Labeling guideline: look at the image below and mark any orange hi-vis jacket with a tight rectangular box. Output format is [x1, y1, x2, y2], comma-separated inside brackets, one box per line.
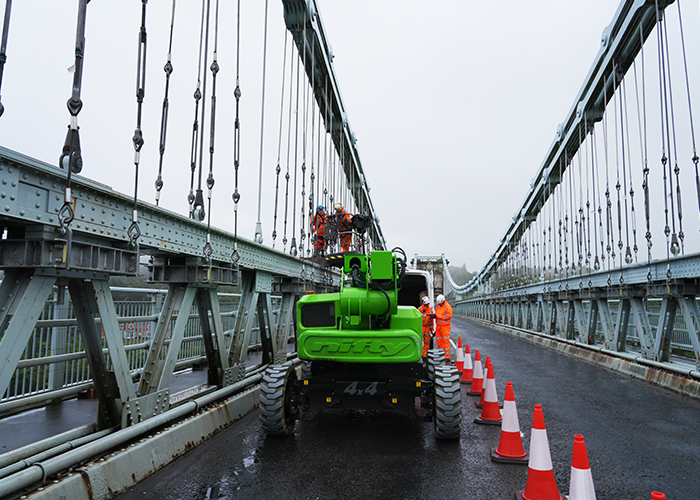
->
[435, 301, 453, 326]
[434, 300, 453, 359]
[418, 302, 434, 356]
[311, 211, 326, 237]
[336, 208, 353, 250]
[418, 303, 434, 329]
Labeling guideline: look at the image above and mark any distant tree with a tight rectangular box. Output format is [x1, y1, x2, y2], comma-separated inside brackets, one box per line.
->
[448, 264, 474, 286]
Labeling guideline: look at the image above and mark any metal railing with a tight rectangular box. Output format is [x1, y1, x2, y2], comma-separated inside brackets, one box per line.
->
[1, 286, 283, 408]
[456, 297, 699, 360]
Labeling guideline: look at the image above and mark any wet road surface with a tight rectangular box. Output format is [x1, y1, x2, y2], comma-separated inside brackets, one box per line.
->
[114, 317, 700, 499]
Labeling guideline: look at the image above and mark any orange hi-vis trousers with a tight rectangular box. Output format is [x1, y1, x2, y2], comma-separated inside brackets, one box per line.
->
[435, 322, 451, 360]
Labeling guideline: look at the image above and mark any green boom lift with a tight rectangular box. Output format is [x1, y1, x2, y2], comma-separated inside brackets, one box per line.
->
[259, 249, 461, 440]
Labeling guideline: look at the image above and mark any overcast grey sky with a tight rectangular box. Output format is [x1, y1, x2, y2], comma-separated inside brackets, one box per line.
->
[1, 1, 698, 273]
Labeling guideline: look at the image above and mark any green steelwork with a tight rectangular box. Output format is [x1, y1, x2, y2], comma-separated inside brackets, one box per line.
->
[296, 251, 421, 363]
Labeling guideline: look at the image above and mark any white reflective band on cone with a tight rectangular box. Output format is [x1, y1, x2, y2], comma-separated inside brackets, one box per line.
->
[463, 352, 473, 369]
[528, 428, 553, 471]
[501, 399, 520, 433]
[569, 466, 597, 500]
[484, 376, 497, 402]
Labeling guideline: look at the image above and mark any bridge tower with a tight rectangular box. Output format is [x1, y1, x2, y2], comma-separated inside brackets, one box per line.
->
[411, 255, 453, 301]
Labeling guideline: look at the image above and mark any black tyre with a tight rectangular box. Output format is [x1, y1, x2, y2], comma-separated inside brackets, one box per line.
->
[426, 348, 446, 381]
[433, 365, 461, 440]
[301, 360, 313, 380]
[259, 364, 297, 435]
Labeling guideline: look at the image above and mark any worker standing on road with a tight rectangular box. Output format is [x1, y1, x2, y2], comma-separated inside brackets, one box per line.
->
[434, 294, 452, 360]
[310, 205, 327, 256]
[334, 203, 353, 252]
[418, 296, 435, 357]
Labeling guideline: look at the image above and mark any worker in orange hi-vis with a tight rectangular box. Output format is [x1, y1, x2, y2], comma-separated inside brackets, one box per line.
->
[334, 203, 353, 252]
[310, 205, 327, 256]
[418, 295, 434, 357]
[434, 294, 453, 360]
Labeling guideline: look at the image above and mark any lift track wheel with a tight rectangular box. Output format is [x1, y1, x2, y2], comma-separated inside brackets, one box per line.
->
[259, 364, 298, 435]
[433, 365, 462, 440]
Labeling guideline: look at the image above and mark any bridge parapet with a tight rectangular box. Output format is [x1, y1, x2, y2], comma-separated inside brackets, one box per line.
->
[455, 253, 700, 374]
[0, 144, 342, 431]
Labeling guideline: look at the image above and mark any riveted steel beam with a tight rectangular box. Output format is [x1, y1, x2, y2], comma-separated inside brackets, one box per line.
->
[0, 146, 340, 285]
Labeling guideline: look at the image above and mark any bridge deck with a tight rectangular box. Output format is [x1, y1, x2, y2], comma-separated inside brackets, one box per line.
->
[112, 317, 700, 500]
[0, 349, 272, 455]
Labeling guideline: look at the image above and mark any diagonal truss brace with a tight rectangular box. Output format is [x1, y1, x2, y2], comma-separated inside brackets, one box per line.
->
[228, 270, 298, 377]
[680, 297, 700, 371]
[0, 270, 57, 401]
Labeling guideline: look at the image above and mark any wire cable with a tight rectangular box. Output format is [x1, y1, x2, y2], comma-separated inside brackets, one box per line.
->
[204, 0, 220, 265]
[128, 0, 149, 250]
[271, 30, 288, 248]
[231, 0, 241, 262]
[154, 0, 176, 206]
[254, 0, 269, 245]
[187, 0, 207, 218]
[0, 0, 12, 118]
[57, 0, 89, 249]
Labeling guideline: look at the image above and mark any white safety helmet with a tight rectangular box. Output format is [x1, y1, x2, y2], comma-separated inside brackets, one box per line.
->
[422, 296, 430, 305]
[334, 202, 343, 212]
[436, 294, 445, 305]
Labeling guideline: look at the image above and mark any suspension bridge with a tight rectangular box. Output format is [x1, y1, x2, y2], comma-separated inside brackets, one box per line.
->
[0, 0, 699, 499]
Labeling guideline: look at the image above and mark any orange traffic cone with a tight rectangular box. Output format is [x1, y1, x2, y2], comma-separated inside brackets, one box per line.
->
[467, 350, 483, 396]
[569, 434, 596, 500]
[474, 362, 502, 425]
[477, 358, 504, 409]
[650, 493, 665, 500]
[460, 344, 473, 384]
[476, 357, 491, 407]
[516, 404, 562, 500]
[491, 382, 528, 464]
[456, 336, 464, 373]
